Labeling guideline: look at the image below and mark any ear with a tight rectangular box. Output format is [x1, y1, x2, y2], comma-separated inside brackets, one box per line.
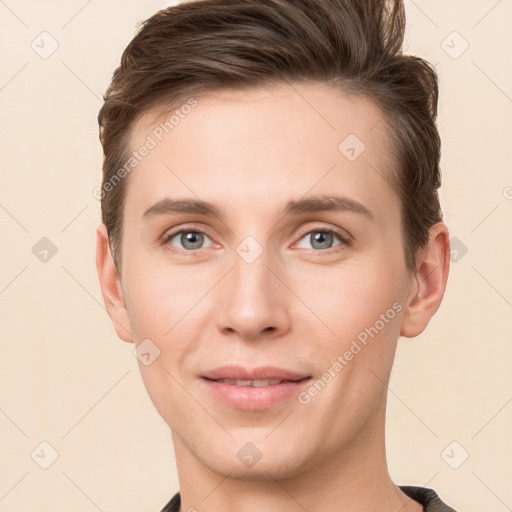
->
[95, 223, 133, 343]
[400, 222, 450, 338]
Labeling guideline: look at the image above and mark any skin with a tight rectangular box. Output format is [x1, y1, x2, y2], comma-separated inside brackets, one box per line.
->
[96, 82, 450, 512]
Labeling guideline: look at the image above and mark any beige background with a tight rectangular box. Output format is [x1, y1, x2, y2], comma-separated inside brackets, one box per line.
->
[0, 0, 511, 510]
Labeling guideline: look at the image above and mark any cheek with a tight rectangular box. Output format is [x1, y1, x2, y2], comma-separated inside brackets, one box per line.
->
[123, 263, 209, 419]
[294, 258, 405, 345]
[122, 258, 212, 339]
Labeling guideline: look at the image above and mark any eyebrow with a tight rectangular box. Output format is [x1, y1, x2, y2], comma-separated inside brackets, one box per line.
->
[142, 194, 374, 221]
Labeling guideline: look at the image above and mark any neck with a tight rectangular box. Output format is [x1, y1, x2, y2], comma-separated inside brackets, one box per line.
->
[171, 393, 422, 512]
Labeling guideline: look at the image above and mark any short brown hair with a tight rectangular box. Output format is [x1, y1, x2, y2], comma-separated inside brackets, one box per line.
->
[98, 0, 442, 273]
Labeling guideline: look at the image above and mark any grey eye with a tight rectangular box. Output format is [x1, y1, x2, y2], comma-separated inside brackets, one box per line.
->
[168, 230, 212, 251]
[296, 230, 342, 251]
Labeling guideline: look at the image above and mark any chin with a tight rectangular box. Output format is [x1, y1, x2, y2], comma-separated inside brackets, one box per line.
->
[204, 448, 311, 481]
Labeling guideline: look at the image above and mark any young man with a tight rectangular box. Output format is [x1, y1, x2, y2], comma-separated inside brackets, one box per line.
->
[96, 0, 456, 510]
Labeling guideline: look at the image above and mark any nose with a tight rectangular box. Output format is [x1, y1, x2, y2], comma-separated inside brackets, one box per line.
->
[214, 245, 291, 341]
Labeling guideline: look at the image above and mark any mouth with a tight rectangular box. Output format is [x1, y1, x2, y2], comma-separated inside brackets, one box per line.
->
[200, 368, 313, 412]
[202, 377, 310, 387]
[200, 365, 311, 382]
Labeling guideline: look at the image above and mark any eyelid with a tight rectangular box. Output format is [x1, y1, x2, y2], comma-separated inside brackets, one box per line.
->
[293, 223, 353, 245]
[163, 223, 212, 238]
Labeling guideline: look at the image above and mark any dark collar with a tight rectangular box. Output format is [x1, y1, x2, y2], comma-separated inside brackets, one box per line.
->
[160, 485, 458, 512]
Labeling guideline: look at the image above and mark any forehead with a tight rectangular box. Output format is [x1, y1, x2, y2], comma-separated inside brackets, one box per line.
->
[124, 82, 398, 221]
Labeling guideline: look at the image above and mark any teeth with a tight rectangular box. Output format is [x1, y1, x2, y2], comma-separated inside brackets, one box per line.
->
[217, 379, 284, 387]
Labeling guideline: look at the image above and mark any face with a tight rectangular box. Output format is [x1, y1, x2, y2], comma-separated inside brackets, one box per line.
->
[99, 82, 435, 479]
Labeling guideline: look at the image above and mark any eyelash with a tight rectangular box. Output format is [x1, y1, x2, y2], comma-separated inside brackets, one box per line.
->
[161, 224, 352, 255]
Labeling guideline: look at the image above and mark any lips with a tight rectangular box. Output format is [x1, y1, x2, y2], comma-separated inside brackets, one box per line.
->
[199, 365, 312, 410]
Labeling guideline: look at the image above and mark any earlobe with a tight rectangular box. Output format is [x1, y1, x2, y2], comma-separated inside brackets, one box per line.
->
[95, 223, 133, 343]
[400, 222, 450, 338]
